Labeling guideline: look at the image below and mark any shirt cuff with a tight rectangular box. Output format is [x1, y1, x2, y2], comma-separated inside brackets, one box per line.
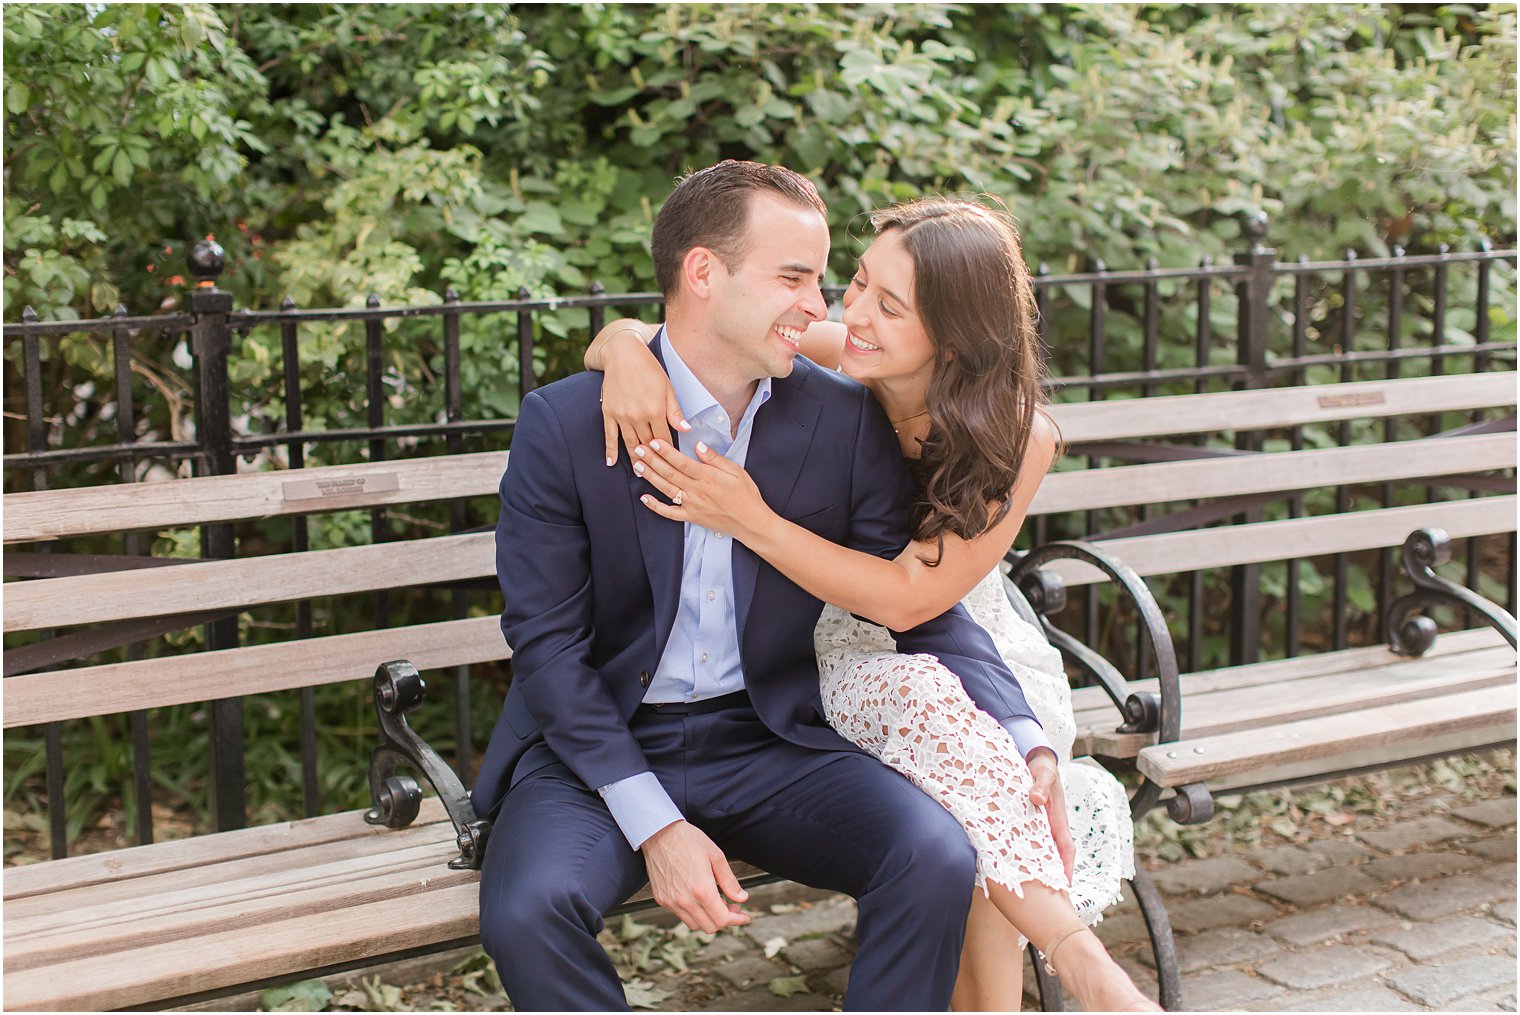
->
[596, 771, 684, 850]
[1001, 716, 1056, 763]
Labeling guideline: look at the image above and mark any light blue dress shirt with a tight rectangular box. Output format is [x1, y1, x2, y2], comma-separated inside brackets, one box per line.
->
[597, 329, 1053, 850]
[597, 330, 770, 848]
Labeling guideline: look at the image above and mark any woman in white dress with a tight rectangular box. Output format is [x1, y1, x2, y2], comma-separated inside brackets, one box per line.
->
[586, 198, 1155, 1012]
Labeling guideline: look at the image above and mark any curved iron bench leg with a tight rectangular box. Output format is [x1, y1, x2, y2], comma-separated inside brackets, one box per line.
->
[1129, 859, 1182, 1011]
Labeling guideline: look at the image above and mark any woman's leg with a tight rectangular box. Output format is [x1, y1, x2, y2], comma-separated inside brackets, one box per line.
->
[985, 879, 1159, 1012]
[952, 892, 1025, 1012]
[821, 652, 1155, 1010]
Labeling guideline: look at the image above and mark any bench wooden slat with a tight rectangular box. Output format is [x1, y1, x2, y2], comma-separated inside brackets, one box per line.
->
[6, 817, 455, 926]
[1203, 723, 1518, 795]
[1086, 649, 1516, 758]
[11, 494, 1511, 635]
[1136, 684, 1518, 786]
[3, 616, 506, 729]
[2, 798, 447, 900]
[3, 531, 495, 633]
[1045, 495, 1517, 587]
[3, 453, 509, 544]
[1051, 372, 1516, 444]
[1069, 628, 1510, 755]
[9, 847, 475, 972]
[1071, 628, 1506, 723]
[2, 879, 485, 1011]
[6, 374, 1508, 547]
[7, 837, 463, 965]
[1030, 432, 1515, 515]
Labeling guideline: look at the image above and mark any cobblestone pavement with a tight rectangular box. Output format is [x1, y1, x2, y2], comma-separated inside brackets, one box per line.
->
[640, 785, 1517, 1012]
[249, 762, 1516, 1012]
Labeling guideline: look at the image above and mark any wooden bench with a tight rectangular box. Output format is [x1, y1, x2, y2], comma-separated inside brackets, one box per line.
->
[4, 371, 1513, 1010]
[1012, 370, 1516, 859]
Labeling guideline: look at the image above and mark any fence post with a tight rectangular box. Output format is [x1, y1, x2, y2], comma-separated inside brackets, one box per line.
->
[188, 239, 245, 832]
[1230, 213, 1275, 665]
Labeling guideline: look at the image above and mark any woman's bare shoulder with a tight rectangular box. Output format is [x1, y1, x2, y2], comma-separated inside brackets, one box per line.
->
[1029, 407, 1061, 463]
[1009, 408, 1060, 495]
[800, 320, 846, 370]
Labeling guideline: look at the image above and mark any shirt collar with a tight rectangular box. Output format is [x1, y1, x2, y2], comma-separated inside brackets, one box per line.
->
[658, 327, 771, 425]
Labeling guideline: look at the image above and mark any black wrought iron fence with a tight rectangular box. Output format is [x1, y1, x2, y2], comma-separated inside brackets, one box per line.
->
[4, 218, 1515, 858]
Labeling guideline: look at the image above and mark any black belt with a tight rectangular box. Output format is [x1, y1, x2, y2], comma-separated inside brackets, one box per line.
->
[636, 690, 751, 716]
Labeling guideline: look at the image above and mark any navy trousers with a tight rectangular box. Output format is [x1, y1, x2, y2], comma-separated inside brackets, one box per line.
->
[477, 700, 977, 1011]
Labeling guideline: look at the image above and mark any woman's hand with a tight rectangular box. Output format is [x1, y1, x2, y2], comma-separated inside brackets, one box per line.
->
[1028, 750, 1075, 883]
[633, 439, 772, 541]
[586, 320, 690, 466]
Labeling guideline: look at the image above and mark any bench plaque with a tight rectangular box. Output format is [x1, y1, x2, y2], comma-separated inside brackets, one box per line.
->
[283, 473, 400, 501]
[1317, 391, 1386, 409]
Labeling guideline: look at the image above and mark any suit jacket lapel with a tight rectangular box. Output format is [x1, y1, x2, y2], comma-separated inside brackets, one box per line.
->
[629, 337, 684, 660]
[734, 357, 823, 648]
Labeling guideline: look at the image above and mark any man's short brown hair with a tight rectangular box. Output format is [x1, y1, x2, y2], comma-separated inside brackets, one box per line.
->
[651, 160, 826, 298]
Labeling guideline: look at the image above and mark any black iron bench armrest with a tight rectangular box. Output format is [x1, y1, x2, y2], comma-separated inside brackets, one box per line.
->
[1008, 540, 1213, 824]
[365, 661, 492, 870]
[1386, 527, 1518, 655]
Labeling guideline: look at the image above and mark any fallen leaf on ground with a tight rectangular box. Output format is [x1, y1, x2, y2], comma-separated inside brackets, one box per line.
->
[770, 974, 810, 997]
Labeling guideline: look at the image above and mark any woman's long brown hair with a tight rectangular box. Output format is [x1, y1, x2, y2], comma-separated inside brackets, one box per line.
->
[869, 199, 1055, 560]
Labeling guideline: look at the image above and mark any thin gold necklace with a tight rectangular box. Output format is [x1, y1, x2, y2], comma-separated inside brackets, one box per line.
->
[890, 409, 931, 434]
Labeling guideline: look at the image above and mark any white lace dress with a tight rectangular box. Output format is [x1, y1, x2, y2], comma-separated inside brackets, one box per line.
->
[815, 565, 1134, 931]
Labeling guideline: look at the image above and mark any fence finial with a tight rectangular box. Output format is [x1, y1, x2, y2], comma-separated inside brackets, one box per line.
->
[1241, 211, 1269, 251]
[189, 240, 226, 288]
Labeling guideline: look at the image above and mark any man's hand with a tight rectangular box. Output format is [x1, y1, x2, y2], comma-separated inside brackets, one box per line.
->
[1026, 748, 1075, 882]
[642, 820, 750, 934]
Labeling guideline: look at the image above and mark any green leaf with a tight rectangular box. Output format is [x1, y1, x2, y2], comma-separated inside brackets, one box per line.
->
[259, 980, 333, 1012]
[6, 83, 31, 115]
[769, 974, 811, 997]
[517, 201, 564, 236]
[111, 150, 133, 186]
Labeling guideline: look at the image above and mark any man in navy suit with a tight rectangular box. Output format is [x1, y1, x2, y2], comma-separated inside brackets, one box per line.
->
[473, 161, 1049, 1011]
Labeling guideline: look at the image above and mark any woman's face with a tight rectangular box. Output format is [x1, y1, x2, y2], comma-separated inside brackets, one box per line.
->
[838, 230, 937, 388]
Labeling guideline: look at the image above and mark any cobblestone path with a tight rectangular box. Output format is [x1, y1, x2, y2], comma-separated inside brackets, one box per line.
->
[645, 787, 1516, 1012]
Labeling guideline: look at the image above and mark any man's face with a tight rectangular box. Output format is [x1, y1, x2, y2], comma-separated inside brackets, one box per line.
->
[705, 192, 830, 381]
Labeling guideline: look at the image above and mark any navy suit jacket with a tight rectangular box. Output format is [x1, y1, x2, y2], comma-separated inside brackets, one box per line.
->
[471, 347, 1038, 820]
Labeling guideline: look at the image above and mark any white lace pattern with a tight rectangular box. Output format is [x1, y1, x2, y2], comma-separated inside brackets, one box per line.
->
[815, 566, 1134, 930]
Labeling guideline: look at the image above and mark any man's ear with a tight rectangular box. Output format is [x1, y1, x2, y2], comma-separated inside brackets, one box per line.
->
[681, 246, 721, 301]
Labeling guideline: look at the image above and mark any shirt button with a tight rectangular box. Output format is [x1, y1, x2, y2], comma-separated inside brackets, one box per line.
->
[707, 590, 717, 602]
[699, 652, 709, 663]
[715, 532, 726, 540]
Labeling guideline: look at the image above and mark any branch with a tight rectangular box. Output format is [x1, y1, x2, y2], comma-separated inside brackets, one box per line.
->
[255, 30, 410, 76]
